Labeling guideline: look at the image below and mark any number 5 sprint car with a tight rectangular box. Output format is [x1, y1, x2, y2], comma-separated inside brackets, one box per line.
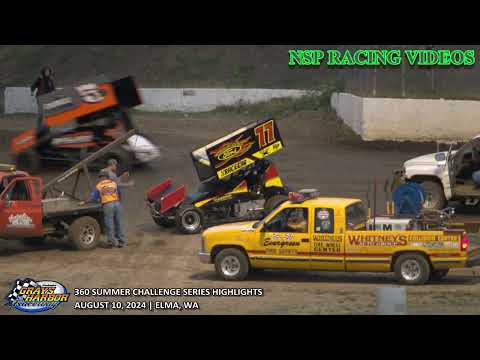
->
[10, 75, 160, 174]
[146, 119, 290, 234]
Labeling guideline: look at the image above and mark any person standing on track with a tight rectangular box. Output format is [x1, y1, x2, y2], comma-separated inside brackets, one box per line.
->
[103, 159, 132, 186]
[80, 170, 127, 248]
[31, 66, 56, 127]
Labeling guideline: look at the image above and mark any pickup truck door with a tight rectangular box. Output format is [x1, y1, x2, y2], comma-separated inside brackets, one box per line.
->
[310, 207, 345, 271]
[256, 207, 311, 269]
[0, 177, 43, 239]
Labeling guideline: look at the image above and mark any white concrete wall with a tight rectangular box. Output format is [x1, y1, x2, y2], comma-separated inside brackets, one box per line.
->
[138, 88, 309, 113]
[331, 93, 364, 136]
[331, 92, 480, 142]
[4, 87, 309, 114]
[4, 88, 39, 114]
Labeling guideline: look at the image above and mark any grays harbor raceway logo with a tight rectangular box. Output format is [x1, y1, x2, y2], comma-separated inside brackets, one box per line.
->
[5, 278, 70, 313]
[7, 213, 34, 228]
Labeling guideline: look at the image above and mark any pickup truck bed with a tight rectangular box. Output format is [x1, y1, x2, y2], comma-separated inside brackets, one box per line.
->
[42, 198, 102, 219]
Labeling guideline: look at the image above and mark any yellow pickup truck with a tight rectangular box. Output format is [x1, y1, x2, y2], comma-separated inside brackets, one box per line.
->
[199, 191, 472, 285]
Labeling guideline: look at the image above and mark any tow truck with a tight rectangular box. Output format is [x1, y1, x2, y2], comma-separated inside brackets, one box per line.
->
[0, 130, 136, 250]
[199, 190, 478, 284]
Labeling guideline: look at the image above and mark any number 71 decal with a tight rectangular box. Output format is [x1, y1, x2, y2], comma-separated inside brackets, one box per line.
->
[254, 120, 276, 148]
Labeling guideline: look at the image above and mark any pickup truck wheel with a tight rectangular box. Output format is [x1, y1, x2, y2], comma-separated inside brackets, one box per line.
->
[176, 207, 204, 234]
[215, 248, 250, 281]
[430, 269, 449, 281]
[394, 254, 431, 285]
[69, 216, 101, 251]
[420, 181, 446, 211]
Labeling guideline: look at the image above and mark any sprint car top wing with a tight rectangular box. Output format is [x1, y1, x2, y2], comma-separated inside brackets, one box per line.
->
[191, 118, 284, 181]
[38, 76, 142, 128]
[11, 76, 142, 154]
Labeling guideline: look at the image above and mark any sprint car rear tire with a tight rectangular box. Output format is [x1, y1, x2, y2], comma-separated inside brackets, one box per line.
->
[394, 253, 431, 285]
[69, 216, 101, 251]
[176, 207, 205, 234]
[264, 195, 289, 215]
[215, 248, 250, 281]
[15, 150, 41, 174]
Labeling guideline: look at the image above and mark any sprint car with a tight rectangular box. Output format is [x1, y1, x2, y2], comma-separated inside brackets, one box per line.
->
[11, 76, 160, 173]
[146, 119, 289, 234]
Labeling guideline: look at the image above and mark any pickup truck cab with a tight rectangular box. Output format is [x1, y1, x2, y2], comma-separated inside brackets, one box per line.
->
[0, 165, 103, 250]
[199, 191, 471, 285]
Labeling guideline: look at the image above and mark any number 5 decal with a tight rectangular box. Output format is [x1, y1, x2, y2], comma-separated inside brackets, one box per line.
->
[76, 84, 106, 104]
[254, 120, 276, 148]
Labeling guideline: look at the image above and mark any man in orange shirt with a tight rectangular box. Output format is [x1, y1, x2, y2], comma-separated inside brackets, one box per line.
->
[83, 171, 127, 248]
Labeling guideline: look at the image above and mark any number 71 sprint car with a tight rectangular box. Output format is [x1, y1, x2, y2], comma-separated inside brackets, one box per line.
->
[146, 119, 290, 234]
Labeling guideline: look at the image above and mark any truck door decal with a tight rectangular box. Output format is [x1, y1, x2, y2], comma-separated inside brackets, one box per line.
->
[252, 207, 311, 268]
[7, 213, 34, 229]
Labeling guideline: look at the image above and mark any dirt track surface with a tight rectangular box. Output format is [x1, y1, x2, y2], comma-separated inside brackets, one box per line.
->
[0, 112, 479, 315]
